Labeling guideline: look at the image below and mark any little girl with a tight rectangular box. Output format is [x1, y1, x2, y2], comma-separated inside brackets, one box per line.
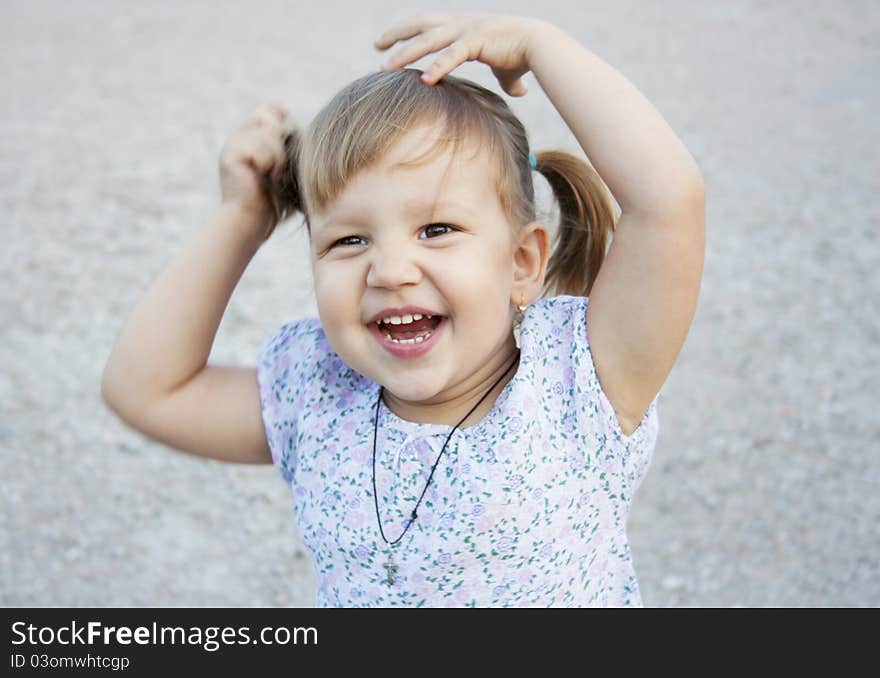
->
[102, 12, 705, 607]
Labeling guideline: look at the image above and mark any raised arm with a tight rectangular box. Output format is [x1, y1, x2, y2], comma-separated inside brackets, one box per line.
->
[376, 13, 705, 434]
[101, 103, 294, 462]
[527, 21, 706, 434]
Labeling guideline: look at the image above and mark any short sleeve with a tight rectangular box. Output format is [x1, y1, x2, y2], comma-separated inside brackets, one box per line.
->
[574, 295, 659, 495]
[256, 318, 321, 485]
[523, 295, 659, 498]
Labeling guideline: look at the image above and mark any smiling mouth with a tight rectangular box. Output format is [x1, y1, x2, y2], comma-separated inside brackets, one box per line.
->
[377, 315, 443, 344]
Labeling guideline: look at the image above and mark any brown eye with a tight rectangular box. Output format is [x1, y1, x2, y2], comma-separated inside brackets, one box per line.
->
[332, 236, 367, 247]
[421, 223, 456, 239]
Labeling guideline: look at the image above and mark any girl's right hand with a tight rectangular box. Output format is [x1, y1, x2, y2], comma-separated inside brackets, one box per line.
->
[218, 101, 298, 240]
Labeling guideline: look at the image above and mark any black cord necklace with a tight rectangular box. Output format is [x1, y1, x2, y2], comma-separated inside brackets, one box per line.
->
[371, 351, 520, 586]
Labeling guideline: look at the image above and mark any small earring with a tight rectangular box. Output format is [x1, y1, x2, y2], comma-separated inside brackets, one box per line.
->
[512, 294, 526, 349]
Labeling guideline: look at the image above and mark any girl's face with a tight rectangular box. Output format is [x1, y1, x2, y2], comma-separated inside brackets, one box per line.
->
[309, 124, 525, 419]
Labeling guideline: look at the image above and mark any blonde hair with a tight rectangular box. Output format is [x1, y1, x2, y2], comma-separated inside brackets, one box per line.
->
[268, 68, 618, 298]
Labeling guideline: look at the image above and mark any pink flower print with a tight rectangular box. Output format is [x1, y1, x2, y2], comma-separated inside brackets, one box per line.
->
[342, 419, 357, 434]
[444, 588, 468, 607]
[351, 444, 370, 465]
[347, 511, 366, 528]
[475, 515, 493, 531]
[411, 570, 425, 584]
[415, 439, 434, 467]
[415, 507, 434, 529]
[437, 552, 452, 565]
[497, 442, 514, 458]
[585, 529, 604, 551]
[556, 524, 576, 542]
[517, 569, 533, 584]
[539, 463, 558, 485]
[508, 417, 523, 433]
[415, 582, 435, 598]
[598, 510, 616, 533]
[488, 464, 507, 485]
[496, 536, 514, 552]
[354, 544, 369, 560]
[539, 543, 554, 559]
[532, 487, 544, 501]
[471, 503, 486, 517]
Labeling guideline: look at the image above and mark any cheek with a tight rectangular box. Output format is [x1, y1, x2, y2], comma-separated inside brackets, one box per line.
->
[314, 266, 358, 331]
[455, 247, 513, 296]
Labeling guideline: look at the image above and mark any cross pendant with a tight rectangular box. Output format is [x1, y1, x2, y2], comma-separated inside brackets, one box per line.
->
[383, 548, 398, 586]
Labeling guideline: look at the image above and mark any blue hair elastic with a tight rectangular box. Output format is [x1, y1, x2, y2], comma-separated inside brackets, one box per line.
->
[528, 152, 537, 169]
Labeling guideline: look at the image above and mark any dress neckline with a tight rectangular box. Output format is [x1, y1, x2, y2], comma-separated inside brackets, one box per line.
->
[369, 356, 522, 438]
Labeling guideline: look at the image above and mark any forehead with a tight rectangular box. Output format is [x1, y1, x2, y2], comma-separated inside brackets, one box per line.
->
[315, 125, 498, 228]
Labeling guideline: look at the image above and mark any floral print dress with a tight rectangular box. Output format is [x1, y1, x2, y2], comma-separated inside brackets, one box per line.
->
[258, 295, 660, 607]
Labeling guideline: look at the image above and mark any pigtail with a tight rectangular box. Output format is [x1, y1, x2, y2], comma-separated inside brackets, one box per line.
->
[534, 150, 618, 298]
[262, 126, 305, 241]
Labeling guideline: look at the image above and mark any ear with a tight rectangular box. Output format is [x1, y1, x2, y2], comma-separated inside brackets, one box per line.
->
[511, 220, 550, 305]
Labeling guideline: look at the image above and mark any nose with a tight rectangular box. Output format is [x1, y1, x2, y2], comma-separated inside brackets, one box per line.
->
[365, 244, 423, 288]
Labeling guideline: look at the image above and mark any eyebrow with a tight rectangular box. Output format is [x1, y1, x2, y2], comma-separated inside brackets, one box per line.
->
[320, 200, 474, 230]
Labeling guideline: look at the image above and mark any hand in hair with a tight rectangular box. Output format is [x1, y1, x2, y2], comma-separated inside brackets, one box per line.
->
[375, 12, 544, 98]
[218, 101, 299, 241]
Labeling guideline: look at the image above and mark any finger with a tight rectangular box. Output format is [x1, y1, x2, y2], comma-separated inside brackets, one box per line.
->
[268, 100, 288, 120]
[374, 13, 450, 49]
[249, 142, 277, 175]
[420, 40, 473, 84]
[236, 132, 282, 174]
[246, 113, 290, 145]
[492, 67, 529, 97]
[248, 103, 286, 128]
[248, 110, 277, 130]
[381, 25, 457, 70]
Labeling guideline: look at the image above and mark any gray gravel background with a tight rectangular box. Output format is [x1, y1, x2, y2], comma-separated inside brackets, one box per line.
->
[2, 0, 877, 607]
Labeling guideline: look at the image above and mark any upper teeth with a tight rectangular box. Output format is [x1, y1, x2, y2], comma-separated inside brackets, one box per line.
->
[377, 313, 430, 325]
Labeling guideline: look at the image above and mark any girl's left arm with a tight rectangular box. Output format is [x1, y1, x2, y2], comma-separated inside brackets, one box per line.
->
[377, 14, 705, 432]
[527, 21, 706, 431]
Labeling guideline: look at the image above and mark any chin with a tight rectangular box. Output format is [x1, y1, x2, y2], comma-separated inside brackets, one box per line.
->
[380, 376, 442, 403]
